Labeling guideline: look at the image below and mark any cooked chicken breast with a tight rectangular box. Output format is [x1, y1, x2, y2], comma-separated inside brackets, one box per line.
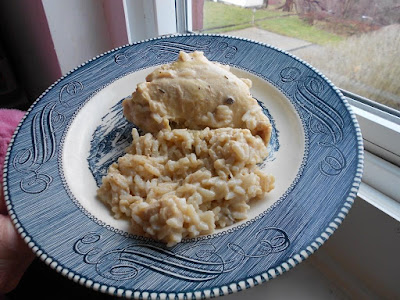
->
[123, 51, 271, 144]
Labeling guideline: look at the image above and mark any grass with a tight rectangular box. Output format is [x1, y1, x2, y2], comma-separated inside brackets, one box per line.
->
[203, 1, 295, 33]
[298, 25, 400, 110]
[256, 16, 343, 45]
[203, 1, 254, 32]
[202, 1, 342, 45]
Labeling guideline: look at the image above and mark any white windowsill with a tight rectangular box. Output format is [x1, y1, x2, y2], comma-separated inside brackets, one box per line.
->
[358, 182, 400, 222]
[348, 97, 400, 222]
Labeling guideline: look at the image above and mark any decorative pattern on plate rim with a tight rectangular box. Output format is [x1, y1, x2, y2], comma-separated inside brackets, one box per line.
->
[2, 33, 364, 299]
[114, 39, 238, 68]
[73, 227, 290, 282]
[10, 80, 84, 194]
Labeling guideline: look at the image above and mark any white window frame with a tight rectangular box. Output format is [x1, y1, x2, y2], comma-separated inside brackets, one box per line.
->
[341, 89, 400, 221]
[343, 90, 400, 167]
[123, 0, 179, 43]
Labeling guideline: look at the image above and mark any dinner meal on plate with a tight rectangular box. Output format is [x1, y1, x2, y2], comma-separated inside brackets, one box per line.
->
[97, 51, 275, 246]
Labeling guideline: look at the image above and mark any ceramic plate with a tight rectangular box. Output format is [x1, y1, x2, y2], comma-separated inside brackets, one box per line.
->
[3, 35, 363, 299]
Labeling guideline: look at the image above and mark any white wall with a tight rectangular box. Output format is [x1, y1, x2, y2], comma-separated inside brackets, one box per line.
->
[123, 0, 177, 43]
[42, 0, 114, 74]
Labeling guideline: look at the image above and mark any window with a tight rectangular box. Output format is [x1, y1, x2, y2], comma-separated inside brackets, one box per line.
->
[188, 0, 400, 113]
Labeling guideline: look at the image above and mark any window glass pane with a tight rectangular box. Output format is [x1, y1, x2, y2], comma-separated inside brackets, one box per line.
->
[190, 0, 400, 111]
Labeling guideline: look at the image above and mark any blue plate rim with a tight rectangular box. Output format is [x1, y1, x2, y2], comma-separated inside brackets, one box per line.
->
[2, 33, 364, 299]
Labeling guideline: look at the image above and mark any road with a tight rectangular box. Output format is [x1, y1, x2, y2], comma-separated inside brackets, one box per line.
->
[225, 27, 320, 56]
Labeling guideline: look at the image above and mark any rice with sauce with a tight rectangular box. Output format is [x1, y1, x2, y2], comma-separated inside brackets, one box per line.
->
[97, 51, 275, 246]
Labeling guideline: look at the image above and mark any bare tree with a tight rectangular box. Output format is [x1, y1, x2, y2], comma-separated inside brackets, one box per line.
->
[296, 0, 326, 14]
[278, 0, 295, 12]
[277, 0, 398, 26]
[341, 0, 352, 18]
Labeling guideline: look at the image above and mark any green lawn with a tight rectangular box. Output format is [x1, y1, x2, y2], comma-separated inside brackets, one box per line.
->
[203, 1, 254, 32]
[254, 7, 295, 19]
[202, 1, 343, 45]
[203, 1, 293, 32]
[256, 16, 343, 44]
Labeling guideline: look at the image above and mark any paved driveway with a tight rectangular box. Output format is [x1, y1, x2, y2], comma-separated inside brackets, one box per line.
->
[225, 27, 320, 56]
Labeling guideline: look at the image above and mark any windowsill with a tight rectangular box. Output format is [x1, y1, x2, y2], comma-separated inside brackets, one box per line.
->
[358, 182, 400, 222]
[222, 258, 350, 299]
[346, 94, 400, 167]
[347, 95, 400, 222]
[358, 149, 400, 219]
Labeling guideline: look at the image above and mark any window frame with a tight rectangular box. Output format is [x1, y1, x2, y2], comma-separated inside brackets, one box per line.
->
[123, 0, 179, 43]
[343, 90, 400, 167]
